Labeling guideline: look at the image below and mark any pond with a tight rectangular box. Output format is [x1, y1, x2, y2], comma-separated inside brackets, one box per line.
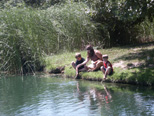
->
[0, 75, 154, 116]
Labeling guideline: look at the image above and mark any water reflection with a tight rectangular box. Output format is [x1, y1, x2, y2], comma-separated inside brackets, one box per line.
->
[76, 83, 112, 116]
[74, 81, 154, 116]
[0, 76, 154, 116]
[76, 82, 112, 107]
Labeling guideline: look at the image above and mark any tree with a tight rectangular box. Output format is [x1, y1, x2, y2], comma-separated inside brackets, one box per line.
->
[82, 0, 154, 46]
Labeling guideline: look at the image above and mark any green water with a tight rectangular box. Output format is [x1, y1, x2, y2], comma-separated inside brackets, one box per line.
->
[0, 76, 154, 116]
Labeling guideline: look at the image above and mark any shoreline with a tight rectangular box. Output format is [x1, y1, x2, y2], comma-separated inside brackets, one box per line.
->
[45, 44, 154, 86]
[46, 66, 154, 86]
[61, 73, 153, 86]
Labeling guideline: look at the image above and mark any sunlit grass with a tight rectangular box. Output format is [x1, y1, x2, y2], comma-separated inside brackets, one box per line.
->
[46, 44, 154, 85]
[45, 44, 154, 69]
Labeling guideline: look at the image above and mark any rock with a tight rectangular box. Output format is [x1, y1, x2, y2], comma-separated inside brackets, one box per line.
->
[49, 66, 65, 74]
[127, 63, 135, 69]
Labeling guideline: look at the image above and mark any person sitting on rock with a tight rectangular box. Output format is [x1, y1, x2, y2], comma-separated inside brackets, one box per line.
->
[72, 53, 88, 75]
[101, 55, 113, 80]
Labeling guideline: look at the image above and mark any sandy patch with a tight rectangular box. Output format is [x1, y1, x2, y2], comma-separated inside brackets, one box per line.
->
[133, 48, 141, 51]
[113, 61, 146, 69]
[113, 61, 125, 68]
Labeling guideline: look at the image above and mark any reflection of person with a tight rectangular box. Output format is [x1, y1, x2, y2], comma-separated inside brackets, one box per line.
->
[75, 82, 89, 102]
[72, 53, 88, 77]
[101, 55, 113, 80]
[76, 82, 80, 92]
[103, 85, 112, 100]
[88, 85, 112, 109]
[75, 82, 112, 111]
[76, 45, 103, 77]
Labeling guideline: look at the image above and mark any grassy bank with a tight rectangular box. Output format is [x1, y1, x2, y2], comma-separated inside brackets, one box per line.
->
[44, 43, 154, 86]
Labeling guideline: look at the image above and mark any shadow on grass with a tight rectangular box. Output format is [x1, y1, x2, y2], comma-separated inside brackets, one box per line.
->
[114, 48, 154, 64]
[112, 47, 154, 86]
[115, 42, 154, 50]
[120, 68, 154, 85]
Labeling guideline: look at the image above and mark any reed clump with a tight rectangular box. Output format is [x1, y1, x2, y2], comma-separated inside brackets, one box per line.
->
[0, 2, 98, 74]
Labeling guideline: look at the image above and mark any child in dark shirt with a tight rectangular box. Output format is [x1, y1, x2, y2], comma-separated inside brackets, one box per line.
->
[71, 53, 88, 72]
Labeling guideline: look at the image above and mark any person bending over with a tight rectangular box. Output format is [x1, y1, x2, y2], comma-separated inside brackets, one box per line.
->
[72, 53, 88, 76]
[76, 45, 103, 77]
[101, 55, 113, 80]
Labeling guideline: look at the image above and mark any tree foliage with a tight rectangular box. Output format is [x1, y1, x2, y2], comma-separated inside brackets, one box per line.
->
[84, 0, 154, 46]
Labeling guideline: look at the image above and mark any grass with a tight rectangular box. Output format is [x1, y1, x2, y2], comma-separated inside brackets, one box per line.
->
[44, 43, 154, 86]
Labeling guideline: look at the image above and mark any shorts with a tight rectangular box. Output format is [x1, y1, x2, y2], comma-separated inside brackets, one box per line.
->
[103, 67, 113, 75]
[88, 61, 96, 69]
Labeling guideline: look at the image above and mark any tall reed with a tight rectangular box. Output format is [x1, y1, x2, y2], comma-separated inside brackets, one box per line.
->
[0, 2, 99, 74]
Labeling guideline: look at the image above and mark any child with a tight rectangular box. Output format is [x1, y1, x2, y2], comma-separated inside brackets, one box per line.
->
[71, 53, 88, 73]
[101, 55, 113, 80]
